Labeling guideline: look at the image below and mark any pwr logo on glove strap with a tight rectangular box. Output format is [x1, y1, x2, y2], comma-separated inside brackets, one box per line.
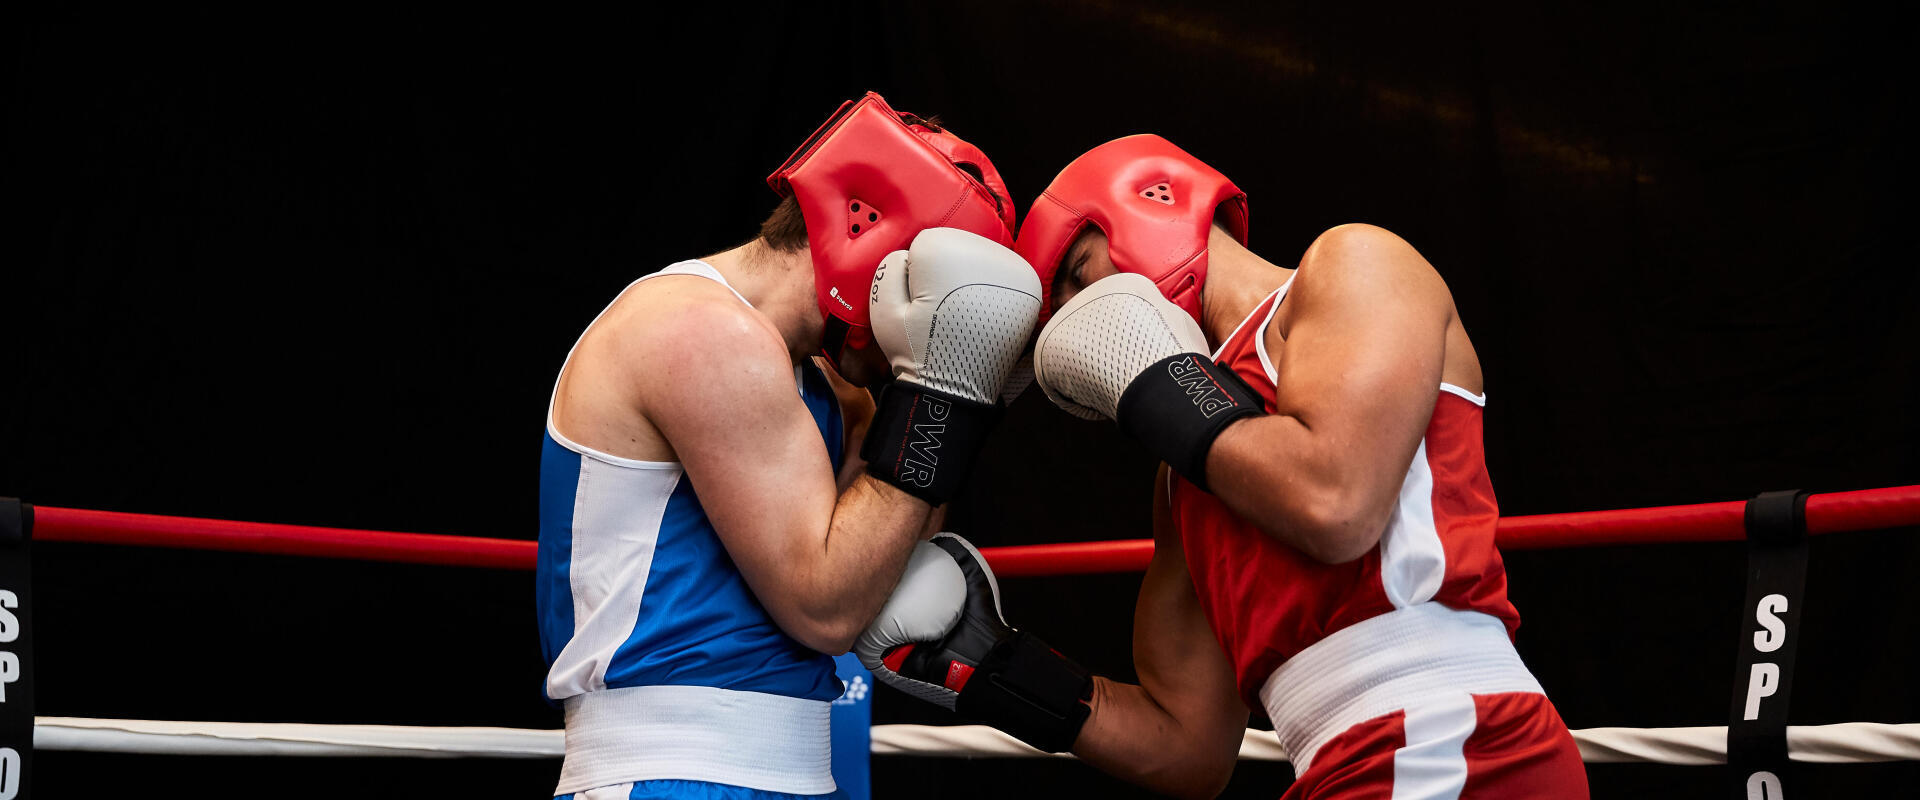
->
[860, 382, 999, 505]
[1116, 352, 1266, 492]
[1167, 355, 1244, 419]
[897, 395, 951, 489]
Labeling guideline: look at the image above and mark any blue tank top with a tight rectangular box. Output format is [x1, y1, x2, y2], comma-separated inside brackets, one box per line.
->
[536, 261, 843, 704]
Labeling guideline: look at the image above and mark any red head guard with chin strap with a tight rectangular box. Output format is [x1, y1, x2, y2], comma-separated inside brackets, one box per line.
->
[767, 92, 1018, 361]
[1015, 134, 1248, 325]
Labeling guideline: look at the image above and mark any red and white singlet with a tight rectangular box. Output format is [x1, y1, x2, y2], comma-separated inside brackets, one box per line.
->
[1170, 279, 1588, 798]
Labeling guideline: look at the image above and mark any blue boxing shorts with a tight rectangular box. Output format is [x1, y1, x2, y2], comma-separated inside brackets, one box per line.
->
[558, 780, 849, 800]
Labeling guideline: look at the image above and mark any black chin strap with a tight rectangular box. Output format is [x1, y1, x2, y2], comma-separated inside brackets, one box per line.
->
[820, 315, 854, 364]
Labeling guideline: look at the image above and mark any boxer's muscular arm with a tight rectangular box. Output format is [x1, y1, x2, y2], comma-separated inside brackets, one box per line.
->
[1206, 225, 1452, 563]
[814, 355, 877, 493]
[817, 357, 945, 533]
[645, 301, 930, 655]
[1074, 466, 1247, 799]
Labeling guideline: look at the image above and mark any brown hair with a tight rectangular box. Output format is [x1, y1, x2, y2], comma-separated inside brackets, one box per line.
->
[758, 195, 809, 252]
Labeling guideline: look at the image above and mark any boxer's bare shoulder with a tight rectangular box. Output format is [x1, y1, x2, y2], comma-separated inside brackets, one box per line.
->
[552, 273, 790, 463]
[1269, 223, 1479, 393]
[1276, 225, 1447, 334]
[608, 274, 786, 369]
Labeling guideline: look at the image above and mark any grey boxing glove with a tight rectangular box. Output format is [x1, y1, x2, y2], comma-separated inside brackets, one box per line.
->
[855, 533, 1093, 753]
[861, 228, 1042, 503]
[1033, 272, 1263, 491]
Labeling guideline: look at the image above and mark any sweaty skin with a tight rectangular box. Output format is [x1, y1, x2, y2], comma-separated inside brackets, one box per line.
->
[1053, 223, 1485, 794]
[550, 238, 935, 654]
[1054, 224, 1482, 562]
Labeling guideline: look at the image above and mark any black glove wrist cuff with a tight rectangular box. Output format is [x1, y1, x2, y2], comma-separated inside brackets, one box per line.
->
[954, 630, 1093, 754]
[1115, 353, 1264, 491]
[860, 381, 998, 505]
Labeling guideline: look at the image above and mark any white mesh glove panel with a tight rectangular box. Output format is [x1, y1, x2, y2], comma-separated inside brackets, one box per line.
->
[869, 228, 1042, 405]
[1032, 272, 1212, 420]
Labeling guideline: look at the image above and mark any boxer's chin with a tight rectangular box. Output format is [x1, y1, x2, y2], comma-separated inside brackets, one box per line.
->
[830, 343, 891, 388]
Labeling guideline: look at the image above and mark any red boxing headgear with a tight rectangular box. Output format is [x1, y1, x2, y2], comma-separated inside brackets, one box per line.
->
[767, 92, 1018, 360]
[1015, 135, 1248, 324]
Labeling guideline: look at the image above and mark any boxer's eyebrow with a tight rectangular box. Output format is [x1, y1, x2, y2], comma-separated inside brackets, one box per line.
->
[1067, 246, 1092, 285]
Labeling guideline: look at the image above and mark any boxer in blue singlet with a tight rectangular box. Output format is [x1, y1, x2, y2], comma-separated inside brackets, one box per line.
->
[535, 94, 1042, 799]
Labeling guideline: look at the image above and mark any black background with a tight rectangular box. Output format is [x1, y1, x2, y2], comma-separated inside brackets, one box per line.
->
[7, 4, 1918, 797]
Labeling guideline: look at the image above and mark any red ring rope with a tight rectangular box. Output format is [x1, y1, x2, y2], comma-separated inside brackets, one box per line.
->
[23, 485, 1920, 576]
[28, 507, 532, 570]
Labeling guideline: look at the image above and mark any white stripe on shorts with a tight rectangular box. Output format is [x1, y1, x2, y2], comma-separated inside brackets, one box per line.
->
[1391, 692, 1478, 800]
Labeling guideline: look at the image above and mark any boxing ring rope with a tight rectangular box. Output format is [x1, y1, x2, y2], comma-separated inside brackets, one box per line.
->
[16, 483, 1920, 767]
[26, 484, 1920, 575]
[25, 507, 532, 570]
[32, 718, 1920, 765]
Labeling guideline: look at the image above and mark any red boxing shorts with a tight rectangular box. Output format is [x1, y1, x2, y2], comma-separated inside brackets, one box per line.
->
[1282, 691, 1588, 799]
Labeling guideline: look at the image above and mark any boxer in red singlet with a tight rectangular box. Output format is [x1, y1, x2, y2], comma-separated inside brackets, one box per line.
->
[856, 135, 1588, 799]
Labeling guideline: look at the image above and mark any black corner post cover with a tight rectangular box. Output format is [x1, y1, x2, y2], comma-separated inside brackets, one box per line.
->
[1, 498, 33, 800]
[1726, 489, 1811, 799]
[0, 501, 24, 544]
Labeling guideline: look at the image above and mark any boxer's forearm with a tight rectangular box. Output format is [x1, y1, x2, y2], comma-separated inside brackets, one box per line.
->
[1203, 413, 1398, 564]
[766, 475, 931, 653]
[1079, 472, 1247, 796]
[1074, 677, 1237, 800]
[832, 422, 944, 542]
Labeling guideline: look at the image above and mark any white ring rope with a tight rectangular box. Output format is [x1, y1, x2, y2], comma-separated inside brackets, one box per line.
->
[35, 717, 561, 759]
[33, 718, 1920, 765]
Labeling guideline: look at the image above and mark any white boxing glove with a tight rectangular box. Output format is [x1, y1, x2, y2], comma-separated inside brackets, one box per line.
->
[860, 228, 1042, 503]
[868, 227, 1042, 405]
[1033, 272, 1211, 419]
[1033, 272, 1264, 490]
[854, 537, 967, 706]
[855, 532, 1095, 753]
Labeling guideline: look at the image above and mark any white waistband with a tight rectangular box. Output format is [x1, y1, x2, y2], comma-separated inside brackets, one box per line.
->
[557, 684, 834, 796]
[1258, 603, 1543, 774]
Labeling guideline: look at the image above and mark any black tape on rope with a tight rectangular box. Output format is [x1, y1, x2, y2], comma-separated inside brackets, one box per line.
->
[0, 498, 32, 800]
[1727, 489, 1810, 800]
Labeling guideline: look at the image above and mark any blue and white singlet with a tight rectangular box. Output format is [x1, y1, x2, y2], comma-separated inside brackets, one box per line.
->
[537, 260, 845, 796]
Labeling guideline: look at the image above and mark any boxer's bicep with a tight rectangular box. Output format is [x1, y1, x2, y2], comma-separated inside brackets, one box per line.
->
[1212, 227, 1450, 561]
[645, 307, 841, 633]
[1272, 231, 1447, 476]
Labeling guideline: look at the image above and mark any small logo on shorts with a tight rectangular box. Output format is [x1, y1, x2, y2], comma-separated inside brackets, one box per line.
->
[834, 674, 869, 705]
